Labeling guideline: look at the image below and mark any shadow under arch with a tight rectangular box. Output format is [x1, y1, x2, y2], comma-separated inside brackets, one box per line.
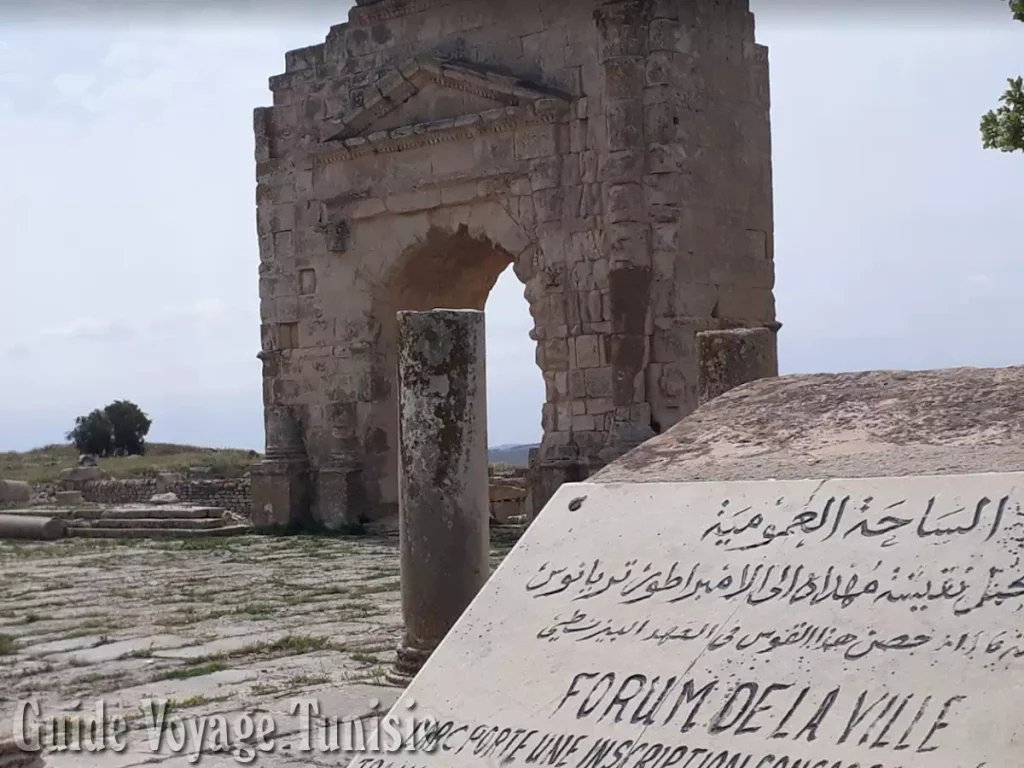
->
[390, 225, 518, 311]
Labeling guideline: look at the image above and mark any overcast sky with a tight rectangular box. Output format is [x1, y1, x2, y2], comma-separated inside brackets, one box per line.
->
[1, 3, 1021, 452]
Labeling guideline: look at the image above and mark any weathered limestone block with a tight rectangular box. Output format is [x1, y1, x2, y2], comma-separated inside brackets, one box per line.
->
[155, 472, 184, 494]
[0, 480, 30, 504]
[390, 310, 489, 684]
[697, 326, 779, 406]
[57, 466, 104, 486]
[490, 480, 528, 524]
[54, 491, 84, 506]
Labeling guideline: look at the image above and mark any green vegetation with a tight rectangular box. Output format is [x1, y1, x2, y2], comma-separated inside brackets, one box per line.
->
[119, 648, 155, 660]
[231, 603, 276, 618]
[67, 400, 152, 457]
[291, 673, 331, 686]
[249, 634, 337, 656]
[165, 695, 228, 711]
[2, 440, 521, 484]
[181, 633, 342, 668]
[155, 661, 229, 681]
[0, 634, 17, 655]
[0, 443, 258, 483]
[981, 1, 1024, 153]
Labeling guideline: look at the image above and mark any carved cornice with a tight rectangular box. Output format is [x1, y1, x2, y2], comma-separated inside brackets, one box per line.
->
[313, 101, 567, 166]
[314, 56, 573, 165]
[327, 56, 570, 142]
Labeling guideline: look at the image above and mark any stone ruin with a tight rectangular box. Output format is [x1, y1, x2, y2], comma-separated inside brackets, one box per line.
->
[0, 465, 251, 542]
[251, 0, 778, 532]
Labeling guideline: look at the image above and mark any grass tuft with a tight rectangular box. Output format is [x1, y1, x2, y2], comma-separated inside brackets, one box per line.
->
[155, 661, 228, 681]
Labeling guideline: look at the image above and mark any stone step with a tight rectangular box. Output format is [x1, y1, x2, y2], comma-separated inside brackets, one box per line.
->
[0, 507, 105, 521]
[99, 505, 225, 520]
[68, 525, 252, 539]
[82, 517, 228, 530]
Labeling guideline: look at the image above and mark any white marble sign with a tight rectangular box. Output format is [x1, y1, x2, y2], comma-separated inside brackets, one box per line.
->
[354, 473, 1024, 768]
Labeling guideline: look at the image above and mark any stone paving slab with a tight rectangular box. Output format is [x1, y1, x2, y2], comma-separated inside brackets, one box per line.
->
[152, 632, 297, 661]
[0, 532, 518, 766]
[22, 636, 100, 657]
[65, 635, 192, 664]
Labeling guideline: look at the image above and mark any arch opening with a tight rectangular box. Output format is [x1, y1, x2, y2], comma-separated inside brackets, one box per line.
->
[389, 225, 515, 312]
[367, 224, 542, 524]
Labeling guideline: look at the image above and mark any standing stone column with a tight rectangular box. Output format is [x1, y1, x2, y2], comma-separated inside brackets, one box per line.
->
[388, 310, 489, 685]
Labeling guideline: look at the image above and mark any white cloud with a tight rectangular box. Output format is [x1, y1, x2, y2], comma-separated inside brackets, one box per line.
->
[39, 316, 123, 340]
[101, 40, 144, 69]
[52, 72, 96, 97]
[2, 300, 249, 363]
[966, 273, 993, 289]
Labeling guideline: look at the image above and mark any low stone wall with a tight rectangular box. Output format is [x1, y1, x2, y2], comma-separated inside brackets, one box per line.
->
[31, 478, 252, 517]
[79, 479, 155, 505]
[173, 480, 251, 516]
[21, 466, 519, 523]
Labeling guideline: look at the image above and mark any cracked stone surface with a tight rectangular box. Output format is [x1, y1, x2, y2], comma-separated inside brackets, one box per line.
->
[0, 534, 517, 765]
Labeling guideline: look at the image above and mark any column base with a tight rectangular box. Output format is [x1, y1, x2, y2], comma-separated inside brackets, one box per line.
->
[384, 642, 434, 687]
[250, 457, 310, 532]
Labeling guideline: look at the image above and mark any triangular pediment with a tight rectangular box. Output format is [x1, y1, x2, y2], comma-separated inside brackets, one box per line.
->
[322, 57, 571, 143]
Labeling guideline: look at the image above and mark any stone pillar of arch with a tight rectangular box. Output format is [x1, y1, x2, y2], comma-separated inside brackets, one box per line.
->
[250, 403, 311, 530]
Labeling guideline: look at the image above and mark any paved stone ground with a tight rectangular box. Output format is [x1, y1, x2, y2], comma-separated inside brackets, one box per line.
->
[0, 533, 518, 766]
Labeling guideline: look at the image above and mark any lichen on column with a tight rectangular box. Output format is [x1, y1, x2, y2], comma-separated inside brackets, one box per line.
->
[389, 309, 489, 684]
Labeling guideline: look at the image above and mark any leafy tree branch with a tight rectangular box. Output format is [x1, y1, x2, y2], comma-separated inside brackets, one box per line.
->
[980, 1, 1024, 152]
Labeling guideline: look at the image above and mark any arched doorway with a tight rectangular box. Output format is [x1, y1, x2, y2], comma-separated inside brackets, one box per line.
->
[368, 225, 537, 525]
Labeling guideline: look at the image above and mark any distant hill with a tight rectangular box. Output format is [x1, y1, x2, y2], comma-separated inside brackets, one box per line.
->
[1, 441, 541, 483]
[0, 443, 258, 484]
[488, 443, 538, 467]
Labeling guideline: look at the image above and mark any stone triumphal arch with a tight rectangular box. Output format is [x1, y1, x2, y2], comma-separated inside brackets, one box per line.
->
[252, 0, 779, 530]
